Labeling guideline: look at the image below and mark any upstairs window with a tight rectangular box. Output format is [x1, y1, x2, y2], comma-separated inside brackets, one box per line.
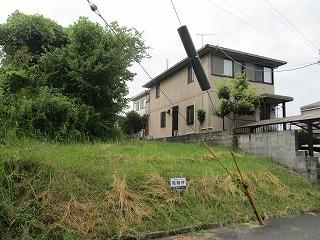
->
[211, 56, 233, 77]
[160, 111, 166, 128]
[233, 61, 244, 76]
[255, 65, 263, 82]
[156, 84, 160, 98]
[186, 105, 194, 125]
[223, 59, 233, 76]
[188, 66, 194, 84]
[135, 102, 139, 111]
[140, 99, 145, 109]
[263, 67, 273, 84]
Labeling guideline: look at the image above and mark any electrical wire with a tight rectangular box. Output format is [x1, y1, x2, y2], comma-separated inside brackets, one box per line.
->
[204, 0, 319, 60]
[85, 0, 318, 142]
[259, 0, 319, 55]
[85, 0, 205, 141]
[170, 0, 182, 26]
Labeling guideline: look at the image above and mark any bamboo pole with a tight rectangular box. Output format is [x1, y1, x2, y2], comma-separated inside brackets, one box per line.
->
[228, 146, 264, 225]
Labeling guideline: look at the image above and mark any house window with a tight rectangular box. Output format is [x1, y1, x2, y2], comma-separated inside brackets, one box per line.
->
[160, 111, 166, 128]
[245, 63, 255, 81]
[223, 59, 233, 76]
[186, 105, 194, 125]
[255, 65, 263, 82]
[156, 84, 160, 98]
[211, 56, 233, 77]
[135, 102, 139, 111]
[140, 99, 145, 109]
[263, 67, 273, 84]
[188, 66, 194, 84]
[233, 61, 243, 76]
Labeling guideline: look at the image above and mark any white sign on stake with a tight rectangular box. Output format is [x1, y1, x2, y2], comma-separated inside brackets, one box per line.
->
[170, 177, 187, 191]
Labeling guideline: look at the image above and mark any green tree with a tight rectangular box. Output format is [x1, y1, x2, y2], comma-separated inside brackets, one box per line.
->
[0, 11, 68, 64]
[121, 111, 143, 135]
[214, 73, 261, 131]
[0, 12, 148, 139]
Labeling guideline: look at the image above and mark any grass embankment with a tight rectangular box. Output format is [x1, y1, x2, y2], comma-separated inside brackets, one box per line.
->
[0, 138, 319, 239]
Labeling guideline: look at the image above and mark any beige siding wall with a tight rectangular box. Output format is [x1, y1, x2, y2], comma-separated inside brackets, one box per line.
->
[148, 53, 275, 139]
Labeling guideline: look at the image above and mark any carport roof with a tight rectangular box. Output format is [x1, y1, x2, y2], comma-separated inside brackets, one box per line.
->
[238, 112, 320, 130]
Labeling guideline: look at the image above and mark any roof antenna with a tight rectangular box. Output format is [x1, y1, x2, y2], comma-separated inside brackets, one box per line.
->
[196, 33, 217, 47]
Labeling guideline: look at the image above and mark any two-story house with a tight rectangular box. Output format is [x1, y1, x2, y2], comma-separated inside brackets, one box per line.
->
[142, 44, 293, 139]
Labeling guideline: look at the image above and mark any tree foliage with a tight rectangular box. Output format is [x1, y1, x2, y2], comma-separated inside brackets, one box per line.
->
[197, 109, 206, 125]
[214, 73, 261, 129]
[120, 111, 144, 135]
[0, 11, 148, 139]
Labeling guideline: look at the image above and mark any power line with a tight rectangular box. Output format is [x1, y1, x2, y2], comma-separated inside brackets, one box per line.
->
[169, 1, 319, 72]
[85, 0, 318, 129]
[85, 0, 204, 140]
[259, 0, 319, 55]
[170, 0, 182, 26]
[168, 1, 217, 111]
[204, 0, 319, 60]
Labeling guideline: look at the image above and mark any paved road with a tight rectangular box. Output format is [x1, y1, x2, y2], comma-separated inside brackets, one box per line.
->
[161, 213, 320, 240]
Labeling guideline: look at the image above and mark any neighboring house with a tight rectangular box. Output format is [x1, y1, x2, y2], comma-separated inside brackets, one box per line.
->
[300, 101, 320, 115]
[142, 44, 293, 139]
[130, 90, 149, 116]
[130, 90, 149, 138]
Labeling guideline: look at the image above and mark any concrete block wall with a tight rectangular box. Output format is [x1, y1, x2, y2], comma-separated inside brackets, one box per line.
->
[237, 130, 320, 182]
[237, 130, 297, 168]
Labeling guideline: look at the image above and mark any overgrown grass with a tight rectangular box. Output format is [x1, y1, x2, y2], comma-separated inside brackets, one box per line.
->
[0, 137, 319, 239]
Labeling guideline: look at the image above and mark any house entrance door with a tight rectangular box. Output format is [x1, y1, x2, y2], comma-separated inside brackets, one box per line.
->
[172, 106, 179, 136]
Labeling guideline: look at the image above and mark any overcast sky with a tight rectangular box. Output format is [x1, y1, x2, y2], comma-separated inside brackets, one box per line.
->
[1, 0, 319, 115]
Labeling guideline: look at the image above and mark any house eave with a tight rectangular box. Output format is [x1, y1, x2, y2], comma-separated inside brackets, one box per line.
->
[130, 90, 149, 101]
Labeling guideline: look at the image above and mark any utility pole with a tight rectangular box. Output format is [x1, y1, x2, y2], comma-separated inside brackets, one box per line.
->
[196, 33, 217, 46]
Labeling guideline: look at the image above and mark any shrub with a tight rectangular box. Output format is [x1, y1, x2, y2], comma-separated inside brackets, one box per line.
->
[120, 111, 143, 135]
[197, 109, 206, 125]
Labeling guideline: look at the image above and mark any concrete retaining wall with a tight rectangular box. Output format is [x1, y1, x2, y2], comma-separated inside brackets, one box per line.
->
[237, 130, 320, 182]
[158, 131, 233, 146]
[159, 130, 320, 182]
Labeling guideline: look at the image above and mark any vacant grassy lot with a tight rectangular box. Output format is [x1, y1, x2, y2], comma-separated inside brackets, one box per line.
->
[1, 137, 320, 239]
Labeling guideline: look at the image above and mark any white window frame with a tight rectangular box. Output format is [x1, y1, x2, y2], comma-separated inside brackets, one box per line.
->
[263, 67, 272, 84]
[135, 102, 139, 111]
[140, 99, 145, 109]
